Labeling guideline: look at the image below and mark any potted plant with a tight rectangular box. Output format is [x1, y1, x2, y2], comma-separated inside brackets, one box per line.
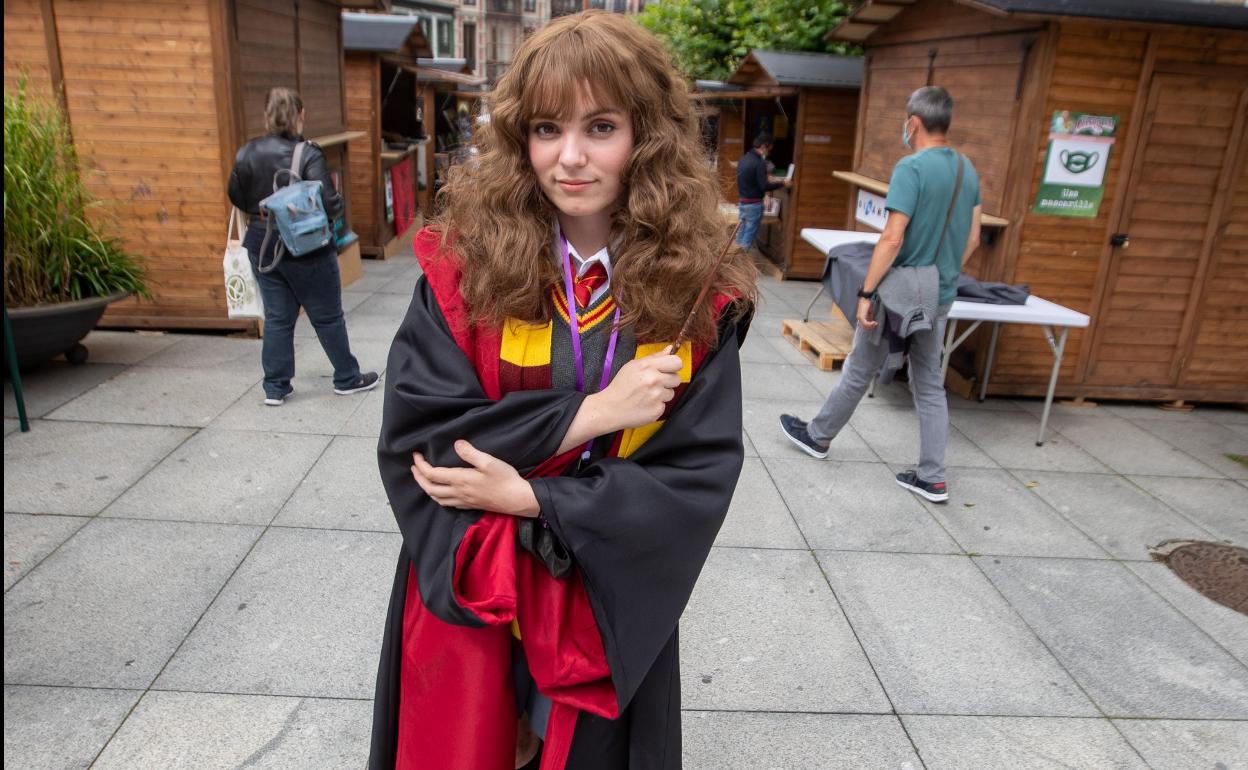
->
[3, 79, 148, 367]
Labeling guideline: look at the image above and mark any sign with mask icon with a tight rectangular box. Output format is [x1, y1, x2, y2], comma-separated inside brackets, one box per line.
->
[1034, 111, 1117, 218]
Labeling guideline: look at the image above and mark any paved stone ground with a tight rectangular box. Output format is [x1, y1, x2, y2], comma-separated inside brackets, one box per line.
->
[5, 248, 1248, 769]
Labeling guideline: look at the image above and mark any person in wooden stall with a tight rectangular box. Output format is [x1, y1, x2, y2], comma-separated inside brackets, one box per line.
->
[227, 87, 379, 406]
[734, 132, 791, 250]
[780, 86, 982, 503]
[367, 11, 756, 770]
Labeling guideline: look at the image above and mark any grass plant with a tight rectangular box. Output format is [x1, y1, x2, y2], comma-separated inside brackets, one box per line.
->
[4, 79, 147, 307]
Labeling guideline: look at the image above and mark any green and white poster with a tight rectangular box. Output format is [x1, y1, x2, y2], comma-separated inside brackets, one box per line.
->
[1033, 111, 1118, 218]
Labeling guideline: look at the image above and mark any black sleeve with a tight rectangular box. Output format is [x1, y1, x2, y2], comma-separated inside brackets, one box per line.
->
[528, 320, 745, 710]
[227, 146, 249, 212]
[304, 144, 345, 221]
[761, 160, 783, 193]
[377, 277, 587, 626]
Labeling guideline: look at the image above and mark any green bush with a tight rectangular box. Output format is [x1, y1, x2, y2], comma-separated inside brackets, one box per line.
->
[4, 79, 147, 307]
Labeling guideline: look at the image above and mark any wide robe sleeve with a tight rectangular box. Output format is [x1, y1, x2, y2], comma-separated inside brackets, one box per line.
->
[528, 318, 746, 711]
[378, 276, 588, 627]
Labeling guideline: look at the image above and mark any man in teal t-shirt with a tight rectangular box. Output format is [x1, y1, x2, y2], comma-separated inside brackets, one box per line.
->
[781, 86, 983, 502]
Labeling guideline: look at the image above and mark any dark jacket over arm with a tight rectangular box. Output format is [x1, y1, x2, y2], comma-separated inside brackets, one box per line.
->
[227, 133, 345, 220]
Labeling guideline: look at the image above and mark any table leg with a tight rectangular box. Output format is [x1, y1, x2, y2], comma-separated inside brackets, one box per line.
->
[979, 322, 1001, 403]
[867, 373, 877, 398]
[802, 285, 824, 323]
[940, 319, 958, 380]
[1037, 326, 1069, 446]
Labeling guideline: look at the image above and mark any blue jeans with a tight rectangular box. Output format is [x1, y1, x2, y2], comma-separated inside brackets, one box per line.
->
[736, 202, 764, 248]
[245, 222, 361, 398]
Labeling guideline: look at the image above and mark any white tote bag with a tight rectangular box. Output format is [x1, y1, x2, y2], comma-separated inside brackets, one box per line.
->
[223, 208, 265, 320]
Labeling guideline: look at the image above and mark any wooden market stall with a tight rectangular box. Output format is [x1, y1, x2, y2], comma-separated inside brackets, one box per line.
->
[343, 12, 433, 259]
[415, 61, 488, 212]
[826, 0, 1248, 404]
[2, 0, 383, 333]
[705, 51, 863, 279]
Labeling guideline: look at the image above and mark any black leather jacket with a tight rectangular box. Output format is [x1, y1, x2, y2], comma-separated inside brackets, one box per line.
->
[227, 132, 344, 221]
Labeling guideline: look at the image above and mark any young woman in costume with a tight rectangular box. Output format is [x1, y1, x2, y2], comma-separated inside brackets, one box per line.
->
[368, 11, 755, 770]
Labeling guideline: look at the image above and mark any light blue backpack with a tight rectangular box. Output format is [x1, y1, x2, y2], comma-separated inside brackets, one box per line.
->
[255, 141, 332, 273]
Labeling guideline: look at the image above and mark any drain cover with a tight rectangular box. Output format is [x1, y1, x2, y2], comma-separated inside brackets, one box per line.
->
[1152, 540, 1248, 616]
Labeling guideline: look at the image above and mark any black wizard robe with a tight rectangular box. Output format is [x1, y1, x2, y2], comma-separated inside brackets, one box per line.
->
[369, 227, 748, 770]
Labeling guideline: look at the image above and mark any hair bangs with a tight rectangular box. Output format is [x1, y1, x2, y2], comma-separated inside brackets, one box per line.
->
[516, 31, 634, 125]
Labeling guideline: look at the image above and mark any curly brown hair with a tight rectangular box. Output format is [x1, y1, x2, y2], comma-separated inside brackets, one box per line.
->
[434, 10, 755, 345]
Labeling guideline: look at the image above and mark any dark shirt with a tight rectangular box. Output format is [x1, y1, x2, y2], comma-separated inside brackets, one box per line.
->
[736, 150, 783, 201]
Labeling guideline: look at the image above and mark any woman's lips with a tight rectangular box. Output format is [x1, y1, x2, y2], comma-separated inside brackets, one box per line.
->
[557, 179, 593, 192]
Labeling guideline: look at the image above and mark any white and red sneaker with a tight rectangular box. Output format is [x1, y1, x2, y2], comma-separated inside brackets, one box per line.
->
[895, 470, 949, 503]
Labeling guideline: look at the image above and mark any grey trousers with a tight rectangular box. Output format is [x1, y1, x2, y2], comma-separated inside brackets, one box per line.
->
[808, 307, 951, 483]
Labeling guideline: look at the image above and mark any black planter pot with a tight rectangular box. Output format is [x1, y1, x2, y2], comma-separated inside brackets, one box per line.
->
[3, 291, 130, 367]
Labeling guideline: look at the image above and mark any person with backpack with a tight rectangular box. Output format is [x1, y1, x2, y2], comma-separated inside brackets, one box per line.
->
[779, 86, 982, 503]
[227, 87, 378, 406]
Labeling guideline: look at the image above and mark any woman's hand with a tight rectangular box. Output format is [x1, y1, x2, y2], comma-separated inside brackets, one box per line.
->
[411, 440, 539, 517]
[856, 296, 878, 330]
[590, 347, 683, 431]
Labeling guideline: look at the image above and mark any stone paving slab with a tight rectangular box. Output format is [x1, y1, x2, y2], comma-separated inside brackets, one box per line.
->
[1124, 561, 1248, 666]
[4, 518, 260, 689]
[339, 388, 385, 438]
[901, 715, 1147, 769]
[292, 337, 393, 380]
[913, 468, 1109, 559]
[715, 458, 806, 549]
[681, 548, 890, 713]
[767, 459, 958, 553]
[682, 712, 922, 770]
[47, 366, 259, 427]
[81, 330, 181, 365]
[211, 380, 374, 435]
[341, 306, 405, 342]
[818, 551, 1095, 716]
[3, 684, 142, 770]
[738, 331, 791, 365]
[1017, 471, 1215, 560]
[4, 418, 18, 436]
[739, 362, 827, 401]
[155, 527, 399, 699]
[949, 409, 1110, 473]
[1042, 411, 1222, 478]
[104, 429, 331, 525]
[1127, 475, 1248, 545]
[138, 335, 264, 372]
[91, 691, 372, 770]
[3, 513, 89, 591]
[1123, 416, 1248, 476]
[978, 556, 1248, 719]
[1110, 718, 1248, 770]
[849, 405, 998, 469]
[3, 421, 193, 515]
[742, 398, 877, 461]
[4, 361, 125, 419]
[374, 270, 421, 296]
[274, 435, 396, 532]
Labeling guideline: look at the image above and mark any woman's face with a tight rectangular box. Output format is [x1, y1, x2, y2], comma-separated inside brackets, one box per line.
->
[527, 89, 634, 222]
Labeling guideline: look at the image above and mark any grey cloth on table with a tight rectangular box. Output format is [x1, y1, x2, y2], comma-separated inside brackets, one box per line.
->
[956, 273, 1029, 305]
[821, 241, 875, 325]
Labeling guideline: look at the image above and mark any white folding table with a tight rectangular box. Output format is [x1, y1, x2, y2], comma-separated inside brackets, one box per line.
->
[800, 228, 1090, 445]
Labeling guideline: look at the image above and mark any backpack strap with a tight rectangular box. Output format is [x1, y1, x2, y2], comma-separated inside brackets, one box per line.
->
[258, 141, 308, 273]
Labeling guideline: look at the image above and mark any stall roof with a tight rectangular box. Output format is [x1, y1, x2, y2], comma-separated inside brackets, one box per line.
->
[728, 50, 864, 89]
[418, 57, 471, 74]
[827, 0, 1248, 41]
[342, 12, 432, 56]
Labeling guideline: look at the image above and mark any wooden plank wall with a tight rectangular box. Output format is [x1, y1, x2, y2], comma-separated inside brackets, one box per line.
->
[788, 88, 858, 278]
[344, 53, 380, 251]
[50, 0, 237, 328]
[993, 22, 1148, 394]
[716, 105, 744, 202]
[236, 0, 298, 140]
[298, 0, 343, 137]
[3, 0, 54, 98]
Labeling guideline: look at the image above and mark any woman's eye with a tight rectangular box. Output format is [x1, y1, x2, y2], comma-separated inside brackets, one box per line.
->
[533, 123, 558, 137]
[590, 122, 615, 135]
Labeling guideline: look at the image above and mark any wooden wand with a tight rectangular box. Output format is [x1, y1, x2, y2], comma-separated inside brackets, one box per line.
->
[671, 221, 742, 352]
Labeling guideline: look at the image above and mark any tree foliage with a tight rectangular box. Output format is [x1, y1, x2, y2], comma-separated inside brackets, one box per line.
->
[639, 0, 856, 82]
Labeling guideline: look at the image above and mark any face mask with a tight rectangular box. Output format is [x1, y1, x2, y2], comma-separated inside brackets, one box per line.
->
[902, 119, 914, 149]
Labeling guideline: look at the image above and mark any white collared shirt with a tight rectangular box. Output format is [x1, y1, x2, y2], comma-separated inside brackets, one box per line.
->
[555, 223, 613, 308]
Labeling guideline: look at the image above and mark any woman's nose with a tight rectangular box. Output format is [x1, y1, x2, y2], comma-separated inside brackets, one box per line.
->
[558, 134, 587, 168]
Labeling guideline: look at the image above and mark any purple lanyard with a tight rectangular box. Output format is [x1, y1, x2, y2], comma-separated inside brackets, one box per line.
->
[559, 233, 621, 459]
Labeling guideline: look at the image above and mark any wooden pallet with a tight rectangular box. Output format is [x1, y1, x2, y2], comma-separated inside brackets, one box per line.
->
[780, 313, 854, 371]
